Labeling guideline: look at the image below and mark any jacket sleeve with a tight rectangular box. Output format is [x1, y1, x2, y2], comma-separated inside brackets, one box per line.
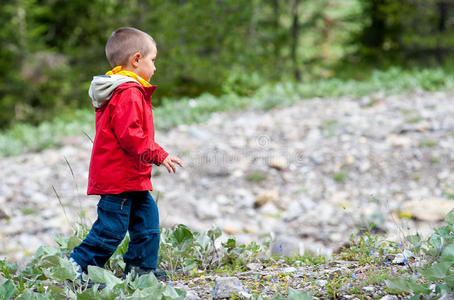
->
[110, 87, 169, 166]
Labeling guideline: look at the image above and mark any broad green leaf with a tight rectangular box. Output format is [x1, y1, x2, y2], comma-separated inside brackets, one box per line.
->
[54, 233, 67, 249]
[434, 225, 450, 236]
[441, 243, 454, 262]
[98, 286, 120, 300]
[0, 279, 17, 300]
[287, 287, 313, 300]
[87, 266, 122, 289]
[33, 246, 59, 262]
[406, 234, 421, 245]
[406, 280, 430, 295]
[131, 273, 159, 290]
[182, 258, 197, 271]
[445, 209, 454, 225]
[429, 234, 443, 250]
[38, 254, 61, 268]
[162, 285, 185, 300]
[17, 289, 53, 300]
[127, 287, 162, 300]
[43, 257, 78, 281]
[420, 262, 452, 280]
[172, 225, 194, 245]
[76, 287, 98, 300]
[435, 283, 451, 295]
[46, 284, 65, 297]
[197, 233, 211, 250]
[446, 273, 454, 288]
[385, 278, 412, 293]
[0, 260, 18, 278]
[67, 236, 82, 250]
[222, 238, 237, 250]
[207, 227, 222, 240]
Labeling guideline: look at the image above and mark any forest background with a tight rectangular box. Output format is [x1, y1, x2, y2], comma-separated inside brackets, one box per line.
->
[1, 0, 454, 130]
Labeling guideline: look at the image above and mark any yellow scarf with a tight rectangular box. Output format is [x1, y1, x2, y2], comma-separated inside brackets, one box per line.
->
[105, 66, 151, 87]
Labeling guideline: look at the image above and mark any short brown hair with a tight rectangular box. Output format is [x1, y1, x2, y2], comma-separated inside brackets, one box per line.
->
[105, 27, 155, 67]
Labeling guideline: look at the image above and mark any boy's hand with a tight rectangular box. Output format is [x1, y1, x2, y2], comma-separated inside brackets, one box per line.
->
[161, 155, 183, 173]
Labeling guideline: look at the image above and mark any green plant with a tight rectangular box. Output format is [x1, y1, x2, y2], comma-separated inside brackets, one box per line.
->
[1, 67, 454, 158]
[339, 230, 392, 264]
[247, 171, 268, 182]
[159, 225, 269, 277]
[385, 209, 454, 298]
[333, 172, 348, 183]
[419, 140, 437, 148]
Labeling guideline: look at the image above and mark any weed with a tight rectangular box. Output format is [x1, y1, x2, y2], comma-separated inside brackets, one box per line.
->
[20, 208, 38, 215]
[247, 171, 268, 182]
[333, 172, 348, 182]
[431, 156, 440, 163]
[419, 140, 437, 148]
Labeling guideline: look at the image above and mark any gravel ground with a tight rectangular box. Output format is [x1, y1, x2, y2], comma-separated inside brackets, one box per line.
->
[1, 89, 453, 265]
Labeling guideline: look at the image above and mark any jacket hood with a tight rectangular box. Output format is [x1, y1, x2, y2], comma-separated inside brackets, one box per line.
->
[88, 74, 139, 108]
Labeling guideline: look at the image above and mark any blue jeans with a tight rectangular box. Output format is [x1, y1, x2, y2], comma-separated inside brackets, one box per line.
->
[70, 191, 160, 273]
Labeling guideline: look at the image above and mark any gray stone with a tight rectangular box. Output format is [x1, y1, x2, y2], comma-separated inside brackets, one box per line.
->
[254, 190, 279, 208]
[184, 291, 201, 300]
[268, 156, 288, 170]
[246, 263, 263, 271]
[211, 277, 243, 299]
[259, 203, 279, 215]
[282, 201, 304, 222]
[195, 201, 220, 220]
[400, 198, 454, 222]
[439, 293, 454, 300]
[315, 279, 327, 287]
[392, 253, 405, 265]
[0, 206, 10, 219]
[282, 267, 297, 273]
[379, 296, 398, 300]
[362, 286, 375, 292]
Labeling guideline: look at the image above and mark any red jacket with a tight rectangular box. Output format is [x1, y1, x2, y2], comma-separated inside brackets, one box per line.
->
[87, 82, 168, 195]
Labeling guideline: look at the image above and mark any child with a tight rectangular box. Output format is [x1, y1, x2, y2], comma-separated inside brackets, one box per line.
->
[70, 27, 183, 281]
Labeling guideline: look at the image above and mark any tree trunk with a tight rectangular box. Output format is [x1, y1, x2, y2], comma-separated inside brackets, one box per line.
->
[436, 1, 448, 64]
[269, 0, 281, 76]
[291, 0, 301, 81]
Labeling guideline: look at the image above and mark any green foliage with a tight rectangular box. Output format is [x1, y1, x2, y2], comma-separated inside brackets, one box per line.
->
[339, 231, 394, 264]
[333, 172, 347, 183]
[247, 171, 268, 183]
[385, 208, 454, 297]
[3, 213, 454, 298]
[2, 0, 454, 129]
[0, 223, 315, 299]
[0, 0, 363, 128]
[2, 66, 452, 158]
[159, 224, 268, 275]
[351, 0, 454, 65]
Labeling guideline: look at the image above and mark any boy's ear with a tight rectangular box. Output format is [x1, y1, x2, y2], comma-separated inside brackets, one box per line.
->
[130, 52, 141, 68]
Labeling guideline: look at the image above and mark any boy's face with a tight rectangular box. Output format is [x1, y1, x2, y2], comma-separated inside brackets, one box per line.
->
[135, 42, 157, 82]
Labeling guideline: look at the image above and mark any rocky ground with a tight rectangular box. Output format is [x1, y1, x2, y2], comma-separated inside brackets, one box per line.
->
[170, 255, 416, 299]
[1, 89, 454, 265]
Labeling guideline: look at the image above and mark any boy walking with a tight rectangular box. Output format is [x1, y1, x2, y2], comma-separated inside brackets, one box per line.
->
[70, 27, 183, 281]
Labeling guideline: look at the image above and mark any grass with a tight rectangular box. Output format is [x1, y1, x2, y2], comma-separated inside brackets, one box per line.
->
[0, 66, 453, 157]
[1, 210, 454, 299]
[333, 172, 348, 183]
[247, 171, 268, 183]
[419, 140, 438, 148]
